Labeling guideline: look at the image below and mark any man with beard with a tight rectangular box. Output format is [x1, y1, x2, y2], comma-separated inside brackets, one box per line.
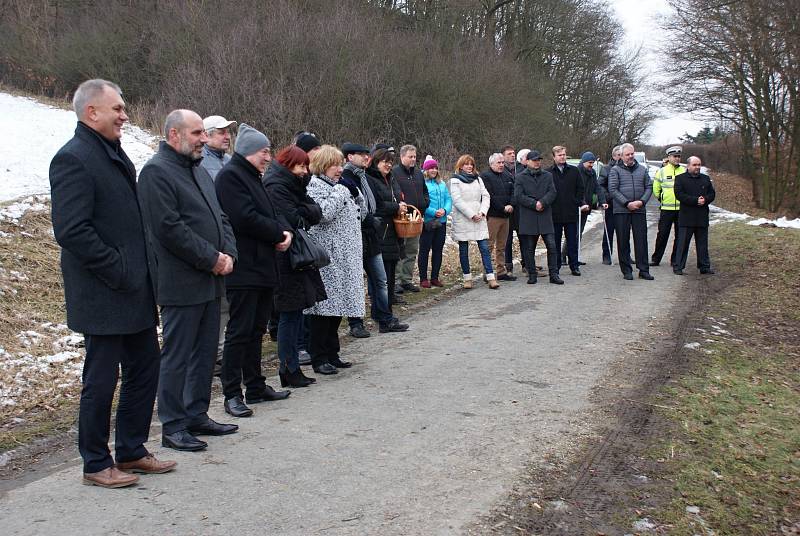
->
[138, 109, 239, 451]
[673, 156, 716, 275]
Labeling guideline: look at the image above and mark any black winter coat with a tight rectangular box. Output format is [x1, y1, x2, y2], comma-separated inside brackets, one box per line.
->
[215, 153, 289, 289]
[548, 164, 584, 223]
[393, 163, 429, 213]
[514, 168, 557, 235]
[49, 122, 158, 335]
[138, 141, 237, 307]
[480, 168, 514, 218]
[341, 167, 381, 258]
[262, 161, 327, 312]
[578, 165, 604, 209]
[675, 172, 716, 227]
[365, 166, 404, 261]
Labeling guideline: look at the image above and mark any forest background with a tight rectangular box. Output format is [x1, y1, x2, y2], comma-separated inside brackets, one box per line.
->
[0, 0, 797, 213]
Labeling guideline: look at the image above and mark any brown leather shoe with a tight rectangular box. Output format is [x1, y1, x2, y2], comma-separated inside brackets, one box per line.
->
[117, 453, 177, 474]
[82, 466, 139, 488]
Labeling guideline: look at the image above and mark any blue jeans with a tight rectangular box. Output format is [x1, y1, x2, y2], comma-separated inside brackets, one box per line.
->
[348, 253, 393, 329]
[458, 239, 493, 275]
[277, 309, 303, 373]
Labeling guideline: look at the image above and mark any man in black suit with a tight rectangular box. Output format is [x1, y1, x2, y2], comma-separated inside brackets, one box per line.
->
[673, 156, 716, 275]
[138, 109, 239, 451]
[50, 79, 176, 488]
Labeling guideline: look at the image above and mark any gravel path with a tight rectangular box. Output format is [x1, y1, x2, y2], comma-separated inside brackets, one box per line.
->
[0, 210, 686, 535]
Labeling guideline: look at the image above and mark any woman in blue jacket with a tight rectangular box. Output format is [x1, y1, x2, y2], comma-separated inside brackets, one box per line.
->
[418, 157, 452, 288]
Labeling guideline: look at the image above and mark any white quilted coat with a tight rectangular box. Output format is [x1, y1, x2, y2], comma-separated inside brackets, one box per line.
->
[449, 176, 490, 241]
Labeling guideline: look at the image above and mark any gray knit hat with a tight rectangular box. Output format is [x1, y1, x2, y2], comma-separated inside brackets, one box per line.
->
[234, 123, 271, 156]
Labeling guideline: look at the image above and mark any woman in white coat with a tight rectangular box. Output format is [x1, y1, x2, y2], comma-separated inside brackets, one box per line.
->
[450, 154, 499, 289]
[304, 145, 366, 375]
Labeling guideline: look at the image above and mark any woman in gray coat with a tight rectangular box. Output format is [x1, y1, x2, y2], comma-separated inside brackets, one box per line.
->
[513, 150, 563, 285]
[304, 145, 366, 376]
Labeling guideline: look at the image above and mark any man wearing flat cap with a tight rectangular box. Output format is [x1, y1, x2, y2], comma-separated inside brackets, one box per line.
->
[201, 115, 237, 180]
[340, 142, 409, 338]
[650, 145, 685, 267]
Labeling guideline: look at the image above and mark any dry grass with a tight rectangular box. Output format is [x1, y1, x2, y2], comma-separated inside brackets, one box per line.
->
[712, 171, 779, 219]
[0, 202, 81, 450]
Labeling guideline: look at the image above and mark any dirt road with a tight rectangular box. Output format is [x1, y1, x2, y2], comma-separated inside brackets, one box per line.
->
[0, 209, 688, 535]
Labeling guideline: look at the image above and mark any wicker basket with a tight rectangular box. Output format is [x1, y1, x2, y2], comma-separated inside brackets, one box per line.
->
[393, 204, 423, 238]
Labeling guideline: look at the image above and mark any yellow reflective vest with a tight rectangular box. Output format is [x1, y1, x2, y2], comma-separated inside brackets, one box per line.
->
[653, 163, 686, 210]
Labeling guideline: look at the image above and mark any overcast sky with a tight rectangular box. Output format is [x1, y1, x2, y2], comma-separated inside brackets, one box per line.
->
[612, 0, 706, 146]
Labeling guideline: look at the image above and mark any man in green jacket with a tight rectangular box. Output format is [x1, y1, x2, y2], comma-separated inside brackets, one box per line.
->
[650, 146, 686, 267]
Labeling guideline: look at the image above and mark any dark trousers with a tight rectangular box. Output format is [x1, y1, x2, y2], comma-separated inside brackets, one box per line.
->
[675, 226, 711, 271]
[308, 315, 342, 367]
[277, 309, 303, 373]
[563, 212, 589, 263]
[385, 258, 398, 313]
[614, 212, 649, 275]
[520, 234, 558, 276]
[504, 226, 516, 271]
[553, 221, 579, 272]
[79, 327, 160, 473]
[222, 288, 273, 401]
[652, 210, 680, 265]
[601, 205, 615, 258]
[418, 224, 447, 281]
[159, 300, 220, 434]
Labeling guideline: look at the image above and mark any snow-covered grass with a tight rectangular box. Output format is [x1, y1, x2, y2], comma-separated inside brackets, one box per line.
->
[0, 91, 156, 203]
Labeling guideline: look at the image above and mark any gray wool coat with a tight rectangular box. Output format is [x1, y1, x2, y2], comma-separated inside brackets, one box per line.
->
[303, 176, 366, 318]
[514, 168, 557, 235]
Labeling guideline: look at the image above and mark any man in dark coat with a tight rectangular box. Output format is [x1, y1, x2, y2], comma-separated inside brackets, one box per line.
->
[565, 151, 607, 266]
[393, 144, 429, 293]
[608, 143, 654, 281]
[214, 124, 292, 418]
[50, 79, 175, 488]
[673, 156, 716, 275]
[481, 153, 517, 281]
[138, 109, 239, 452]
[341, 143, 409, 336]
[501, 145, 526, 275]
[513, 150, 563, 285]
[549, 146, 588, 276]
[597, 145, 622, 264]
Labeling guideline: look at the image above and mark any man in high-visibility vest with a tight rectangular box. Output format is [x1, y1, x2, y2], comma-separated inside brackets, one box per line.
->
[650, 146, 686, 267]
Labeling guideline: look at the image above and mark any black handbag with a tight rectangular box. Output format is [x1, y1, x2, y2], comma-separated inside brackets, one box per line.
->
[288, 226, 330, 271]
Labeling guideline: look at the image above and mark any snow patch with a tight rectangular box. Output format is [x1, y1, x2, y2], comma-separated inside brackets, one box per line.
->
[684, 342, 701, 350]
[747, 216, 800, 229]
[0, 195, 49, 224]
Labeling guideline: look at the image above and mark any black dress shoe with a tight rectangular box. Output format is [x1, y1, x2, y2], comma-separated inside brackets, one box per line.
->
[549, 275, 564, 285]
[162, 430, 207, 451]
[349, 325, 371, 338]
[497, 273, 517, 281]
[401, 283, 420, 292]
[571, 269, 581, 276]
[298, 350, 312, 366]
[602, 255, 612, 265]
[329, 356, 352, 368]
[280, 368, 313, 388]
[188, 418, 238, 436]
[639, 272, 654, 280]
[649, 261, 660, 266]
[673, 269, 684, 275]
[246, 385, 291, 403]
[623, 273, 634, 280]
[379, 319, 409, 333]
[313, 363, 338, 375]
[700, 269, 715, 274]
[224, 396, 253, 417]
[527, 276, 537, 284]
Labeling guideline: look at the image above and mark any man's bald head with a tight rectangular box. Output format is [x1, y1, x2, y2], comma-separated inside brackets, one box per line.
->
[164, 109, 207, 160]
[686, 156, 702, 174]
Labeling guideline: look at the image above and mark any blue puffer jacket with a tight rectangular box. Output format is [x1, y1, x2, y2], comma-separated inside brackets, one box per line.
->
[423, 178, 452, 223]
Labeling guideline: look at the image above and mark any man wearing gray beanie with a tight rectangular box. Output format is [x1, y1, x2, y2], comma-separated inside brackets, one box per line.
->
[215, 122, 291, 418]
[235, 123, 271, 160]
